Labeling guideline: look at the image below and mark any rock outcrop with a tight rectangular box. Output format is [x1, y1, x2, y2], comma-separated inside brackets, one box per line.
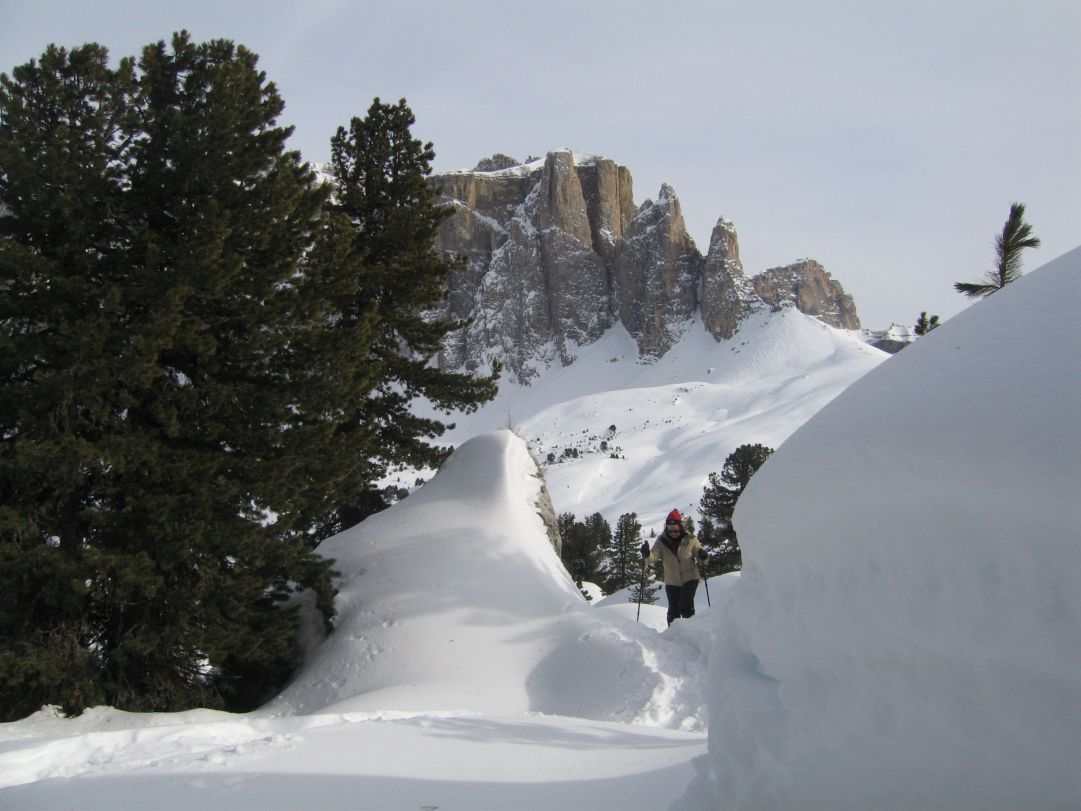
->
[753, 260, 860, 330]
[431, 150, 861, 381]
[701, 217, 763, 341]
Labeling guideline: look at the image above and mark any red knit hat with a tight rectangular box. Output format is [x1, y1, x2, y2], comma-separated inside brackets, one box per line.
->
[666, 509, 683, 524]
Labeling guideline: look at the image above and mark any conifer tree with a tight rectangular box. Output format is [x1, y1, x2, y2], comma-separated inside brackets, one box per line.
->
[914, 311, 940, 336]
[954, 203, 1040, 300]
[700, 443, 774, 574]
[0, 43, 139, 717]
[315, 97, 499, 534]
[697, 515, 719, 577]
[1, 35, 478, 719]
[629, 577, 660, 606]
[601, 512, 642, 594]
[559, 512, 608, 586]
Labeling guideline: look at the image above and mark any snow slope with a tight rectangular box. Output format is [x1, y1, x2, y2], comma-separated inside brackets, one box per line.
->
[417, 308, 888, 526]
[703, 246, 1081, 809]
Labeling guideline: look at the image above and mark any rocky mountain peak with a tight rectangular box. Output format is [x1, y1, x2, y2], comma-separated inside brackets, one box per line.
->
[431, 150, 862, 382]
[753, 259, 860, 330]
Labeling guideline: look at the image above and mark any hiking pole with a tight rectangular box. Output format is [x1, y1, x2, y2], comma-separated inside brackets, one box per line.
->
[703, 574, 711, 607]
[635, 557, 647, 623]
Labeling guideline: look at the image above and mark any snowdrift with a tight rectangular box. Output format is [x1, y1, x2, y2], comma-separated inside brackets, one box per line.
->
[705, 247, 1081, 809]
[268, 431, 710, 730]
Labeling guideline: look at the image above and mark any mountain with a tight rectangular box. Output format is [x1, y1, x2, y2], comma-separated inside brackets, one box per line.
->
[431, 150, 861, 382]
[409, 304, 888, 526]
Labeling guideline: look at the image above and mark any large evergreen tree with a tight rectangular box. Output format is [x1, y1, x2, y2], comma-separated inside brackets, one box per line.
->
[954, 202, 1040, 300]
[315, 97, 499, 534]
[699, 443, 774, 574]
[0, 34, 347, 718]
[1, 38, 496, 720]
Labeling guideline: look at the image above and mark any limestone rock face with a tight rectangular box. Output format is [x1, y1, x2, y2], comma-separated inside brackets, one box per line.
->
[752, 260, 861, 330]
[430, 150, 862, 380]
[575, 158, 636, 260]
[701, 217, 764, 340]
[613, 185, 700, 357]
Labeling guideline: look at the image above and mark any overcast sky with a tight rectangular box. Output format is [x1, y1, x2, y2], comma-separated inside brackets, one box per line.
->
[3, 0, 1078, 328]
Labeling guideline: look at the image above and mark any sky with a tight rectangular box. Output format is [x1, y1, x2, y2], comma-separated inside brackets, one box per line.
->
[2, 0, 1078, 328]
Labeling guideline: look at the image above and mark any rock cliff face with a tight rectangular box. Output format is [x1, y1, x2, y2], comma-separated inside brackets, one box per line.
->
[753, 259, 860, 330]
[431, 150, 861, 381]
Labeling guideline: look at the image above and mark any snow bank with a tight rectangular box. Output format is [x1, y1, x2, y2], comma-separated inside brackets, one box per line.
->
[0, 707, 705, 809]
[704, 247, 1081, 808]
[268, 430, 709, 730]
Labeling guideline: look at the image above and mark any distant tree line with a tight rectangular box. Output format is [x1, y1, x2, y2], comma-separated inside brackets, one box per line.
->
[0, 34, 497, 719]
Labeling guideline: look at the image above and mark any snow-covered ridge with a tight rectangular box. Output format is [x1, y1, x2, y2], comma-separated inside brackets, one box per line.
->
[269, 430, 711, 729]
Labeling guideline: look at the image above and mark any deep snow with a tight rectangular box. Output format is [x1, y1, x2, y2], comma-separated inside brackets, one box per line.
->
[703, 245, 1081, 809]
[2, 249, 1078, 810]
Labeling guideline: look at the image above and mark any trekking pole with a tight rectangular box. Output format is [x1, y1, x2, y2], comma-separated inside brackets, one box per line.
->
[635, 557, 647, 623]
[703, 574, 711, 607]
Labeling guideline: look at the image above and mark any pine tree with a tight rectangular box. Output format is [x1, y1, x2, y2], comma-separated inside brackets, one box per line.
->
[559, 512, 608, 586]
[629, 577, 659, 606]
[697, 515, 719, 577]
[914, 311, 940, 336]
[1, 34, 351, 718]
[601, 512, 642, 594]
[0, 42, 139, 718]
[315, 97, 499, 534]
[700, 443, 774, 574]
[954, 202, 1040, 300]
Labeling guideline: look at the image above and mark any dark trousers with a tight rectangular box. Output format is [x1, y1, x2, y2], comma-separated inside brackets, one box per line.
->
[665, 580, 699, 625]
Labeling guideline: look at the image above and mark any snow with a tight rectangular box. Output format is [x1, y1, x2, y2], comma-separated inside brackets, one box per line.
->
[0, 708, 704, 810]
[427, 310, 887, 525]
[594, 573, 742, 633]
[4, 248, 1078, 809]
[703, 245, 1081, 808]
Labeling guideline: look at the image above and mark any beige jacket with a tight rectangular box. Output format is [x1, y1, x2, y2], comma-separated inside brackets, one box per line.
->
[648, 532, 703, 586]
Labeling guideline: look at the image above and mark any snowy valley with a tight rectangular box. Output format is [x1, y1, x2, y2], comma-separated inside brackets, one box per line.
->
[2, 247, 1079, 809]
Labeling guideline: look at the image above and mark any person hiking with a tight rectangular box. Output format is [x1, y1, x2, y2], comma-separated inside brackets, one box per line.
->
[640, 509, 706, 626]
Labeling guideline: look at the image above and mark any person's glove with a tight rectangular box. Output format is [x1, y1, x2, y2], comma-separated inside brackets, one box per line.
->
[640, 541, 650, 559]
[698, 549, 709, 561]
